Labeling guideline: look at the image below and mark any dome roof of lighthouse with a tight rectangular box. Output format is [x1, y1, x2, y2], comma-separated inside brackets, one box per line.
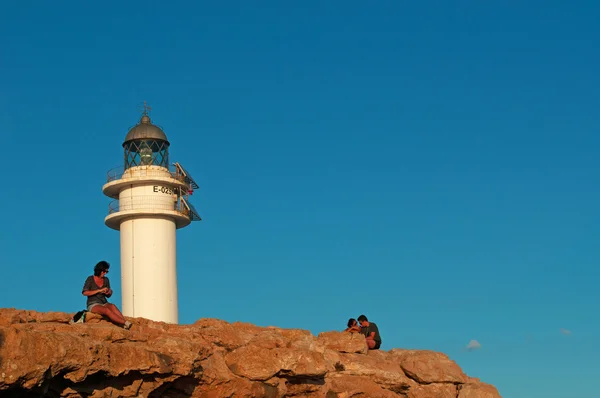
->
[123, 114, 169, 144]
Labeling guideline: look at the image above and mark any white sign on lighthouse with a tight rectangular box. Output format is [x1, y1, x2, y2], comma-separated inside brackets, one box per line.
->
[102, 103, 200, 324]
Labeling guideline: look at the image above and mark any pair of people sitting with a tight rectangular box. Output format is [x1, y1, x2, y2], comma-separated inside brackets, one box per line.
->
[345, 314, 382, 350]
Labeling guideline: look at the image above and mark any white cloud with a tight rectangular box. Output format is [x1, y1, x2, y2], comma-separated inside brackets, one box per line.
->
[560, 328, 572, 335]
[466, 340, 482, 351]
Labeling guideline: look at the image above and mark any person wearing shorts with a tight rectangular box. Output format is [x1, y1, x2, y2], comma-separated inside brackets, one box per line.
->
[82, 261, 132, 329]
[358, 314, 382, 350]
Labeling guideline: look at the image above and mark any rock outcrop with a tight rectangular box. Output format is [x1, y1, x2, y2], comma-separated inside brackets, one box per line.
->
[0, 309, 501, 397]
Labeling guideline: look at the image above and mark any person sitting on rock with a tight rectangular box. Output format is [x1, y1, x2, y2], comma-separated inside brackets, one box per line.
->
[82, 261, 132, 330]
[357, 314, 381, 350]
[344, 318, 361, 333]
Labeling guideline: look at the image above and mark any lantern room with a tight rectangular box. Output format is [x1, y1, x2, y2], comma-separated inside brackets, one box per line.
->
[123, 112, 170, 170]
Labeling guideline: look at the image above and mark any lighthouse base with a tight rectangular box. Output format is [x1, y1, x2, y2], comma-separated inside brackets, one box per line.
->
[119, 216, 178, 324]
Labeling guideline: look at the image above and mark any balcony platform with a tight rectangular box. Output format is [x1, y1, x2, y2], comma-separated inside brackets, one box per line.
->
[102, 165, 189, 199]
[105, 208, 191, 230]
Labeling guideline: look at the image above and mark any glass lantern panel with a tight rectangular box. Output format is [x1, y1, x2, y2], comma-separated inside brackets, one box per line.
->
[124, 140, 170, 170]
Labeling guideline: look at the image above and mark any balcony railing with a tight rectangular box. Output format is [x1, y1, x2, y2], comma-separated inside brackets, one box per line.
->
[106, 165, 185, 183]
[108, 196, 192, 218]
[181, 197, 202, 221]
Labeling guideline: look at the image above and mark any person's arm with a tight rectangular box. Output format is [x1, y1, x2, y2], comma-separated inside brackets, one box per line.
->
[104, 278, 113, 298]
[82, 277, 107, 296]
[345, 325, 360, 332]
[363, 325, 376, 340]
[366, 324, 379, 341]
[83, 288, 107, 297]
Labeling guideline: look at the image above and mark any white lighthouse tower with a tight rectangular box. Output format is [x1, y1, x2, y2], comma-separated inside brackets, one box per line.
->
[102, 103, 200, 324]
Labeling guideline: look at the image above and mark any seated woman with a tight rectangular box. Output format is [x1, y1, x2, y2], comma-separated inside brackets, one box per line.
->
[344, 318, 361, 333]
[82, 261, 132, 329]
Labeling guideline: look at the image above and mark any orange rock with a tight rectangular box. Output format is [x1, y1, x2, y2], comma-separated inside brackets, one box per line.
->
[317, 330, 368, 354]
[407, 383, 458, 398]
[0, 308, 501, 397]
[459, 381, 503, 398]
[327, 374, 404, 397]
[390, 348, 468, 383]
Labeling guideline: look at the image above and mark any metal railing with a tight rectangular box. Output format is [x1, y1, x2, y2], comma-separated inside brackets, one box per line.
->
[106, 165, 185, 183]
[108, 196, 191, 218]
[181, 197, 202, 221]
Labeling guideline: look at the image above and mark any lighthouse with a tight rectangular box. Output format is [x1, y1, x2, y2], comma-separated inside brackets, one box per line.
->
[102, 104, 200, 324]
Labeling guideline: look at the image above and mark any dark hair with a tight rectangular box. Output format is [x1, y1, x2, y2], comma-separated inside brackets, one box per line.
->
[94, 261, 110, 276]
[357, 314, 368, 322]
[347, 318, 357, 328]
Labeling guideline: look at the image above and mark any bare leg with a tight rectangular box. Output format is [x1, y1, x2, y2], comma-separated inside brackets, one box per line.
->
[90, 304, 126, 326]
[108, 304, 132, 329]
[366, 339, 377, 349]
[106, 304, 127, 324]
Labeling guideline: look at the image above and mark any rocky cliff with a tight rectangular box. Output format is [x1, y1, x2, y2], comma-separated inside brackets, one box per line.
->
[0, 309, 501, 397]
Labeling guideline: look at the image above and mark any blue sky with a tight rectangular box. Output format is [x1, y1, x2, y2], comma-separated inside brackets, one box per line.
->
[1, 1, 598, 396]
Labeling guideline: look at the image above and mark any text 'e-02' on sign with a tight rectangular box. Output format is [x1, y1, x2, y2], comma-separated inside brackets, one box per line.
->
[153, 186, 174, 195]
